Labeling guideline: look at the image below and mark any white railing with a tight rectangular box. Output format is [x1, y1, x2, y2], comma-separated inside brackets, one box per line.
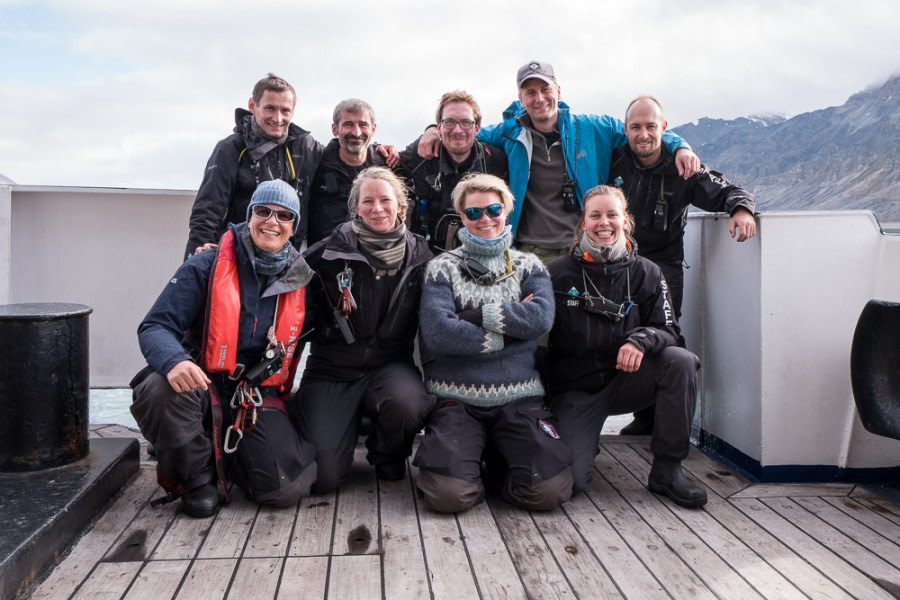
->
[2, 184, 899, 477]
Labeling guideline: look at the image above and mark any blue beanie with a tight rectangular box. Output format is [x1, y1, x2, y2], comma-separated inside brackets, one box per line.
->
[247, 179, 301, 232]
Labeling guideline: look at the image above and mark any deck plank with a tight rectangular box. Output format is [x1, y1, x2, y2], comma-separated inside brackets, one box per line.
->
[587, 449, 718, 600]
[379, 472, 431, 600]
[123, 559, 190, 599]
[228, 557, 282, 598]
[332, 447, 380, 556]
[805, 495, 900, 550]
[416, 501, 479, 598]
[244, 503, 299, 558]
[151, 512, 214, 560]
[825, 495, 900, 541]
[851, 494, 900, 527]
[561, 491, 666, 598]
[530, 503, 623, 599]
[174, 558, 236, 599]
[289, 492, 337, 556]
[762, 496, 900, 592]
[328, 555, 382, 599]
[100, 475, 179, 563]
[609, 443, 805, 598]
[487, 498, 573, 599]
[70, 561, 143, 599]
[30, 468, 158, 599]
[601, 445, 765, 599]
[729, 483, 855, 499]
[196, 486, 258, 559]
[457, 499, 527, 599]
[277, 556, 329, 599]
[734, 497, 896, 599]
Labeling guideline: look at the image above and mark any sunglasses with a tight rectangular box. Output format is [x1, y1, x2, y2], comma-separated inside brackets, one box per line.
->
[252, 205, 296, 224]
[462, 203, 503, 221]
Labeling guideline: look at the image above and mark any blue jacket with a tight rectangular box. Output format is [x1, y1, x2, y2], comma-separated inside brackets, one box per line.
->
[139, 223, 315, 381]
[477, 101, 691, 233]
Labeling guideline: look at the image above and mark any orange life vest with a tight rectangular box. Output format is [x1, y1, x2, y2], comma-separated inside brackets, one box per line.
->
[201, 228, 306, 389]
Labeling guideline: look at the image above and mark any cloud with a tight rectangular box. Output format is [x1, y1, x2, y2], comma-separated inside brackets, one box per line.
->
[0, 0, 898, 188]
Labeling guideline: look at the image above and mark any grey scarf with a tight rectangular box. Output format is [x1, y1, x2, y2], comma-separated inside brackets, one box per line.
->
[351, 217, 407, 272]
[578, 231, 628, 264]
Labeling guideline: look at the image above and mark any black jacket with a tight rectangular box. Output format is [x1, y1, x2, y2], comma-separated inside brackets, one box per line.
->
[609, 144, 755, 264]
[184, 109, 324, 259]
[306, 138, 386, 246]
[302, 221, 433, 380]
[546, 245, 679, 394]
[397, 138, 508, 252]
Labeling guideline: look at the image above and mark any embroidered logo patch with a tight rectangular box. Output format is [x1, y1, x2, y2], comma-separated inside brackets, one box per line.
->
[538, 419, 560, 439]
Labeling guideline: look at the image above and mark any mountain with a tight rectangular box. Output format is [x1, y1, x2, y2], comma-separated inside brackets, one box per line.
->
[671, 74, 900, 224]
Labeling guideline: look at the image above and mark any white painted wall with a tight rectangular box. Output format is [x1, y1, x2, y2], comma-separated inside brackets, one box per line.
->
[683, 211, 900, 471]
[4, 185, 194, 386]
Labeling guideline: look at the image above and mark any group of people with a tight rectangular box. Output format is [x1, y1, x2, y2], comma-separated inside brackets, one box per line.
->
[132, 61, 757, 518]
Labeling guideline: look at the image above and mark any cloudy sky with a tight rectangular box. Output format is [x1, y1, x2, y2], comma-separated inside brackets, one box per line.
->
[1, 0, 898, 190]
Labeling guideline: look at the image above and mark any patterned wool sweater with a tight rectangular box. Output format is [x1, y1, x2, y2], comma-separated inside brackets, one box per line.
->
[419, 233, 554, 407]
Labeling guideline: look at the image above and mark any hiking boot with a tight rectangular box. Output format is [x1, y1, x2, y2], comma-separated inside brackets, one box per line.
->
[620, 416, 654, 435]
[375, 461, 406, 482]
[648, 458, 708, 508]
[181, 482, 221, 518]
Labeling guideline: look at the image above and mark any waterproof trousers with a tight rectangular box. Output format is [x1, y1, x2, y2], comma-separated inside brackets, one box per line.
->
[290, 361, 435, 494]
[550, 346, 700, 495]
[414, 395, 573, 513]
[131, 370, 317, 506]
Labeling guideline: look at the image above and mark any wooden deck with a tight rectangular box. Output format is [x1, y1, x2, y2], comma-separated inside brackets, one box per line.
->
[26, 424, 900, 599]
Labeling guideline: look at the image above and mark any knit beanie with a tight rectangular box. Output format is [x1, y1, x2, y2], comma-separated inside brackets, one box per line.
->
[246, 179, 301, 233]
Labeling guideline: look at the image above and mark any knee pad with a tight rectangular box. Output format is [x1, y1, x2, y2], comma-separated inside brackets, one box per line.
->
[416, 469, 484, 513]
[503, 467, 574, 510]
[254, 461, 317, 507]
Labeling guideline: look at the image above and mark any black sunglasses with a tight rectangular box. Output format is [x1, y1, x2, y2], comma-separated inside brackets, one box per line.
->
[252, 205, 296, 223]
[462, 203, 503, 221]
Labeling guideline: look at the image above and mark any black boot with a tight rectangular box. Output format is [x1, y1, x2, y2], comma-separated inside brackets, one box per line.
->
[375, 461, 407, 482]
[181, 481, 222, 518]
[648, 458, 707, 508]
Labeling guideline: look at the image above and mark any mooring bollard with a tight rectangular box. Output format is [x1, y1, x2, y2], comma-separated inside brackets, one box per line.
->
[0, 303, 93, 472]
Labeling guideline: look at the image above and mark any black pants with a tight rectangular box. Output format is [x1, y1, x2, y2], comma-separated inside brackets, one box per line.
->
[549, 347, 700, 495]
[290, 361, 435, 494]
[131, 371, 317, 506]
[414, 395, 573, 512]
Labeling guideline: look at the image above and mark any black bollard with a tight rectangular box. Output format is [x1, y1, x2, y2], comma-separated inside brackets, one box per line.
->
[0, 303, 93, 472]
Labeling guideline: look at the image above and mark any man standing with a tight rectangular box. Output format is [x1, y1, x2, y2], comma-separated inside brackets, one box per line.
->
[398, 90, 507, 252]
[184, 73, 323, 259]
[611, 95, 757, 435]
[306, 99, 387, 245]
[418, 61, 700, 264]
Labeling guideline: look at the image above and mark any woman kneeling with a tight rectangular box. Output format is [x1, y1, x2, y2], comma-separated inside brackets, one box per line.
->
[547, 185, 706, 508]
[414, 173, 573, 513]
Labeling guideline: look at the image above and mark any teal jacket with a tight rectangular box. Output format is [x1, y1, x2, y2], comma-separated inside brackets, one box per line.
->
[477, 101, 691, 233]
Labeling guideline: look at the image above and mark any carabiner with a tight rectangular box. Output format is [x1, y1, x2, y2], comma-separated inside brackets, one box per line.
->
[223, 425, 243, 454]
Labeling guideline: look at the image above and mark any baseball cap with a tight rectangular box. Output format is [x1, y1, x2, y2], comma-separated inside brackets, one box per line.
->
[516, 61, 557, 88]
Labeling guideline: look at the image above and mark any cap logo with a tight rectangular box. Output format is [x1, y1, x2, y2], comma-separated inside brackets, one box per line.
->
[529, 63, 540, 70]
